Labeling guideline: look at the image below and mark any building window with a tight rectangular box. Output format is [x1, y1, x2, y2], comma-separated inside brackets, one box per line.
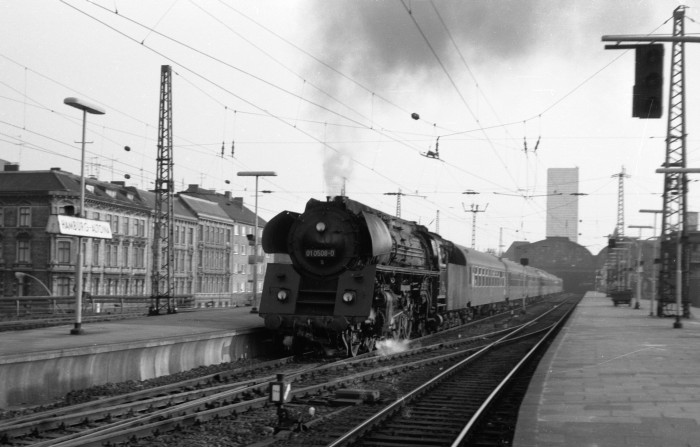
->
[92, 277, 100, 295]
[82, 239, 88, 267]
[57, 240, 71, 264]
[133, 246, 144, 268]
[135, 219, 145, 237]
[122, 245, 129, 267]
[18, 207, 31, 227]
[17, 239, 31, 263]
[57, 277, 71, 296]
[92, 241, 100, 266]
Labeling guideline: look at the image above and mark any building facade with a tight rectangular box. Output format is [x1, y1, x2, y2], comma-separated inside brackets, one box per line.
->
[546, 167, 579, 243]
[0, 165, 268, 309]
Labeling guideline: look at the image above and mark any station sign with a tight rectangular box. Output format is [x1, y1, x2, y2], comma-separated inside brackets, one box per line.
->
[46, 215, 113, 239]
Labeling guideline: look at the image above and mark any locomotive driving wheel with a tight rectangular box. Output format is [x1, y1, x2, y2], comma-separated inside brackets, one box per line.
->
[343, 328, 362, 357]
[392, 312, 411, 341]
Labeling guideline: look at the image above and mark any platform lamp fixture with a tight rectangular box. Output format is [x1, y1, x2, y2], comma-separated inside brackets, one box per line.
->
[640, 209, 663, 317]
[628, 225, 653, 310]
[64, 97, 105, 335]
[237, 171, 277, 313]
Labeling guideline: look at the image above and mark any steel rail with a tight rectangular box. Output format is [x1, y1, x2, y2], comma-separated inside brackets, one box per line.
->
[326, 302, 568, 447]
[450, 303, 575, 446]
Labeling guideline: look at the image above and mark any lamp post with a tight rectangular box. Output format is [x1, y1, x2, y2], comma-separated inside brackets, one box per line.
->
[237, 171, 277, 313]
[64, 97, 105, 335]
[15, 272, 52, 296]
[640, 209, 663, 317]
[629, 225, 653, 309]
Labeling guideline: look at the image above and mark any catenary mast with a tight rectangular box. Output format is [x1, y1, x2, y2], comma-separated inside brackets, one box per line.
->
[150, 65, 175, 315]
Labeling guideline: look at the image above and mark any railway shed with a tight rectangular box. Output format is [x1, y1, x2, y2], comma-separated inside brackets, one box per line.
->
[504, 237, 597, 294]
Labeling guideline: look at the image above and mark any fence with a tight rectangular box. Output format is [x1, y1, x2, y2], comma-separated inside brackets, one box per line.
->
[0, 294, 195, 319]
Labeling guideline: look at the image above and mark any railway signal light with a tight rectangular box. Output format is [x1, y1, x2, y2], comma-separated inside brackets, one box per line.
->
[633, 44, 664, 119]
[269, 373, 291, 404]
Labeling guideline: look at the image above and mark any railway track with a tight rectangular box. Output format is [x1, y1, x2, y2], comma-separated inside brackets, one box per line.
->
[322, 294, 578, 447]
[0, 294, 577, 446]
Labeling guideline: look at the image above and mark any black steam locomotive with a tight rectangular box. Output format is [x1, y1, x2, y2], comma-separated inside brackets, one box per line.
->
[260, 196, 562, 356]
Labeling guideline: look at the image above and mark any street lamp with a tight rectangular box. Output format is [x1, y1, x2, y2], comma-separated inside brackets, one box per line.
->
[628, 225, 653, 310]
[640, 209, 663, 317]
[237, 171, 277, 313]
[64, 97, 105, 335]
[15, 272, 52, 296]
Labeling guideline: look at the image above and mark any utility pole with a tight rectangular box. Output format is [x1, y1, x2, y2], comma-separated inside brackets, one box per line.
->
[383, 189, 426, 218]
[603, 5, 690, 325]
[463, 203, 488, 249]
[151, 65, 175, 315]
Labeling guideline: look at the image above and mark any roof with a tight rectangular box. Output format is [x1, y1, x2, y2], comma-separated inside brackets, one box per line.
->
[180, 186, 263, 225]
[179, 194, 233, 223]
[137, 190, 198, 221]
[0, 169, 151, 212]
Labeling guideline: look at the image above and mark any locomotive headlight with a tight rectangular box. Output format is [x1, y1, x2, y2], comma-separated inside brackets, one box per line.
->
[316, 221, 326, 233]
[342, 290, 356, 303]
[277, 289, 290, 302]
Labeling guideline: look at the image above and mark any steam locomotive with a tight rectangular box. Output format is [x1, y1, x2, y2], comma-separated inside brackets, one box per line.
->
[260, 196, 562, 356]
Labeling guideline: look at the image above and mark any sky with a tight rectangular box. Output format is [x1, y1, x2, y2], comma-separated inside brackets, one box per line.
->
[1, 0, 698, 255]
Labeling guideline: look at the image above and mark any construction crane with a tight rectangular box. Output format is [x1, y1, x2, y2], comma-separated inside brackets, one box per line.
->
[150, 65, 175, 315]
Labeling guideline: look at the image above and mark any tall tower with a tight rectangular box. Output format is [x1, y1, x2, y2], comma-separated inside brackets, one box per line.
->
[546, 168, 579, 242]
[151, 65, 175, 315]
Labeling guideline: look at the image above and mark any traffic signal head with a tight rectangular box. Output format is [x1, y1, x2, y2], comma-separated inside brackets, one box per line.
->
[633, 44, 664, 119]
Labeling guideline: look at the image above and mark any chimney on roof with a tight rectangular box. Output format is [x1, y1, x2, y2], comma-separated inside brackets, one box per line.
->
[224, 191, 231, 199]
[111, 181, 126, 187]
[4, 164, 20, 172]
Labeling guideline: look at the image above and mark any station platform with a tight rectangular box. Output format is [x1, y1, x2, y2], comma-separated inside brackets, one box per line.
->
[0, 306, 269, 408]
[513, 292, 700, 447]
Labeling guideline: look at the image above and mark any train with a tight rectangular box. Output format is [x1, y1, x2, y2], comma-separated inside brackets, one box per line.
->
[259, 196, 563, 356]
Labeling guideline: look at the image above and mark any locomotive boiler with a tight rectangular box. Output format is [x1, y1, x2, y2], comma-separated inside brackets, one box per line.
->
[260, 196, 561, 356]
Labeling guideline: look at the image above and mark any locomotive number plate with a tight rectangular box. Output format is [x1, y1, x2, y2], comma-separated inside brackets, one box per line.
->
[306, 249, 336, 257]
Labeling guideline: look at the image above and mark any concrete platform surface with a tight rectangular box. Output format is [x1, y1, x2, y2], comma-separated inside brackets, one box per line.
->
[0, 307, 268, 408]
[514, 292, 700, 447]
[0, 306, 264, 360]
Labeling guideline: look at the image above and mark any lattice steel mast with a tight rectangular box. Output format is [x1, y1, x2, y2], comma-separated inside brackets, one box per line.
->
[464, 203, 488, 249]
[383, 189, 426, 218]
[658, 6, 689, 318]
[150, 65, 175, 315]
[612, 167, 630, 238]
